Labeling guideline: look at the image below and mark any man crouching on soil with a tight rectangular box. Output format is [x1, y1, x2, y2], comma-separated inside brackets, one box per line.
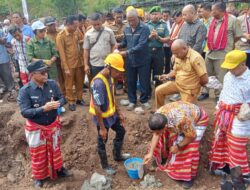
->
[17, 60, 69, 188]
[143, 101, 208, 189]
[89, 53, 130, 175]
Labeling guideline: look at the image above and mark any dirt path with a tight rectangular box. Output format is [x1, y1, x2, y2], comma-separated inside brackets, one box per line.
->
[0, 93, 249, 190]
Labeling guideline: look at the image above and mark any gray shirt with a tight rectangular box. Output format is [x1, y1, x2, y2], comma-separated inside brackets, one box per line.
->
[84, 26, 116, 67]
[179, 19, 207, 54]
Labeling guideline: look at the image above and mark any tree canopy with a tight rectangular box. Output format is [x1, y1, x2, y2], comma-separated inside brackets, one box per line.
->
[0, 0, 124, 20]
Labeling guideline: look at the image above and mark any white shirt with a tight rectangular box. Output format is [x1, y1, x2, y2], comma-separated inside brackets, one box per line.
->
[219, 69, 250, 104]
[219, 69, 250, 137]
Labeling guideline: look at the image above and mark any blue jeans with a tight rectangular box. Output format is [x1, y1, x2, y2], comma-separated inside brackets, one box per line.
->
[126, 64, 150, 104]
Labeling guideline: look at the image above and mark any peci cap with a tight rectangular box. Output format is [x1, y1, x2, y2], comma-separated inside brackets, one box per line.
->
[113, 7, 124, 14]
[221, 50, 247, 69]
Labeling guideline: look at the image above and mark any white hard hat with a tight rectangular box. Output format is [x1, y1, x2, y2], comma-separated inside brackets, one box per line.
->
[31, 20, 46, 31]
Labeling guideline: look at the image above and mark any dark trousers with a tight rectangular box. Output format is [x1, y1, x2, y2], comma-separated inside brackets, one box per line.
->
[246, 52, 250, 69]
[126, 64, 150, 104]
[0, 63, 14, 92]
[150, 47, 165, 87]
[89, 65, 105, 83]
[164, 46, 172, 74]
[13, 59, 23, 88]
[97, 119, 125, 166]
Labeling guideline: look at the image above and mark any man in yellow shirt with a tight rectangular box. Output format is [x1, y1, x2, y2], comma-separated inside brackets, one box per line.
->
[155, 39, 208, 108]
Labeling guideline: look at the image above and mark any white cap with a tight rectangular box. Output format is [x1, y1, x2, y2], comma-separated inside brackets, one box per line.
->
[31, 20, 46, 31]
[3, 19, 10, 25]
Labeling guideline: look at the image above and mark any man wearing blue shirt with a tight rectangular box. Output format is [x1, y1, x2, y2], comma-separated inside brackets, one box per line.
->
[0, 29, 14, 99]
[6, 12, 34, 43]
[119, 9, 151, 111]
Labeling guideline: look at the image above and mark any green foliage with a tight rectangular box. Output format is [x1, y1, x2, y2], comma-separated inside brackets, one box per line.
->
[0, 0, 123, 19]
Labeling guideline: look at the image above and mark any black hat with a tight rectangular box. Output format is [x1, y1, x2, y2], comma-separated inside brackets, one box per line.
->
[44, 16, 56, 26]
[113, 7, 123, 14]
[27, 60, 48, 73]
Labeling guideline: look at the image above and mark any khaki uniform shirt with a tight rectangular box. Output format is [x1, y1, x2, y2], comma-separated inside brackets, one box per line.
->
[83, 26, 116, 67]
[56, 28, 82, 70]
[174, 48, 207, 92]
[107, 22, 126, 43]
[207, 15, 243, 60]
[46, 31, 58, 43]
[235, 14, 250, 51]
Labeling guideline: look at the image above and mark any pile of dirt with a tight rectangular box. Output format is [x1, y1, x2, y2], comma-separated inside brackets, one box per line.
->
[0, 95, 234, 190]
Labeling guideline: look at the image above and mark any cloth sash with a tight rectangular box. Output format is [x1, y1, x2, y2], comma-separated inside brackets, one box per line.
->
[214, 102, 241, 133]
[207, 13, 228, 51]
[25, 117, 63, 180]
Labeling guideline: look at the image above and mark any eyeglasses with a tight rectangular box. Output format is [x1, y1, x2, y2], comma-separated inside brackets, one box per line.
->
[38, 29, 46, 33]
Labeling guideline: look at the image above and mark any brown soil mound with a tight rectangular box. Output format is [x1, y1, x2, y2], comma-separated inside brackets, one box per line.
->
[0, 94, 246, 190]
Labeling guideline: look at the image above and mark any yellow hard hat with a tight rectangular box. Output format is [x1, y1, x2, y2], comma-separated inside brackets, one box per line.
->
[136, 8, 145, 18]
[221, 50, 247, 69]
[105, 53, 125, 72]
[126, 6, 135, 13]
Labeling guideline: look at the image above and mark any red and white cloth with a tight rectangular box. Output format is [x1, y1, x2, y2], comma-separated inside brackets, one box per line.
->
[11, 35, 30, 85]
[209, 102, 250, 175]
[25, 117, 63, 180]
[153, 109, 208, 181]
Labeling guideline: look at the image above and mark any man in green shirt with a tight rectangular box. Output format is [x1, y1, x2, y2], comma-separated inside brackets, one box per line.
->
[147, 6, 169, 88]
[27, 20, 58, 80]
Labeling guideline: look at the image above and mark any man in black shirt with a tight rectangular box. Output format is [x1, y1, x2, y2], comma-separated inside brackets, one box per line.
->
[17, 60, 69, 188]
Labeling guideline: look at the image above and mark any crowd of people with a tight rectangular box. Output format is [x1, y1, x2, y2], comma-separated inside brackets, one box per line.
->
[0, 1, 250, 189]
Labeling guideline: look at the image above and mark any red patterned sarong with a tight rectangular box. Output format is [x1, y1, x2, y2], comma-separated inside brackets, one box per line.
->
[24, 117, 63, 180]
[209, 102, 250, 175]
[153, 109, 208, 181]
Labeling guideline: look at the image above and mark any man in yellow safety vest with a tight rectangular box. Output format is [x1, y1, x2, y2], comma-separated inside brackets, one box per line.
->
[89, 53, 130, 175]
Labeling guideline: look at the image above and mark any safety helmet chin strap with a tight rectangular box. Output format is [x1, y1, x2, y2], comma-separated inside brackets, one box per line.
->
[105, 63, 113, 78]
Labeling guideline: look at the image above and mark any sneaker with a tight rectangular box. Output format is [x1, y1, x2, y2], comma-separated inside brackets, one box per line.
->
[34, 179, 43, 188]
[127, 103, 135, 111]
[120, 99, 130, 106]
[198, 93, 209, 101]
[69, 104, 76, 111]
[169, 94, 181, 102]
[103, 166, 116, 175]
[142, 102, 151, 110]
[57, 167, 70, 177]
[182, 180, 194, 189]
